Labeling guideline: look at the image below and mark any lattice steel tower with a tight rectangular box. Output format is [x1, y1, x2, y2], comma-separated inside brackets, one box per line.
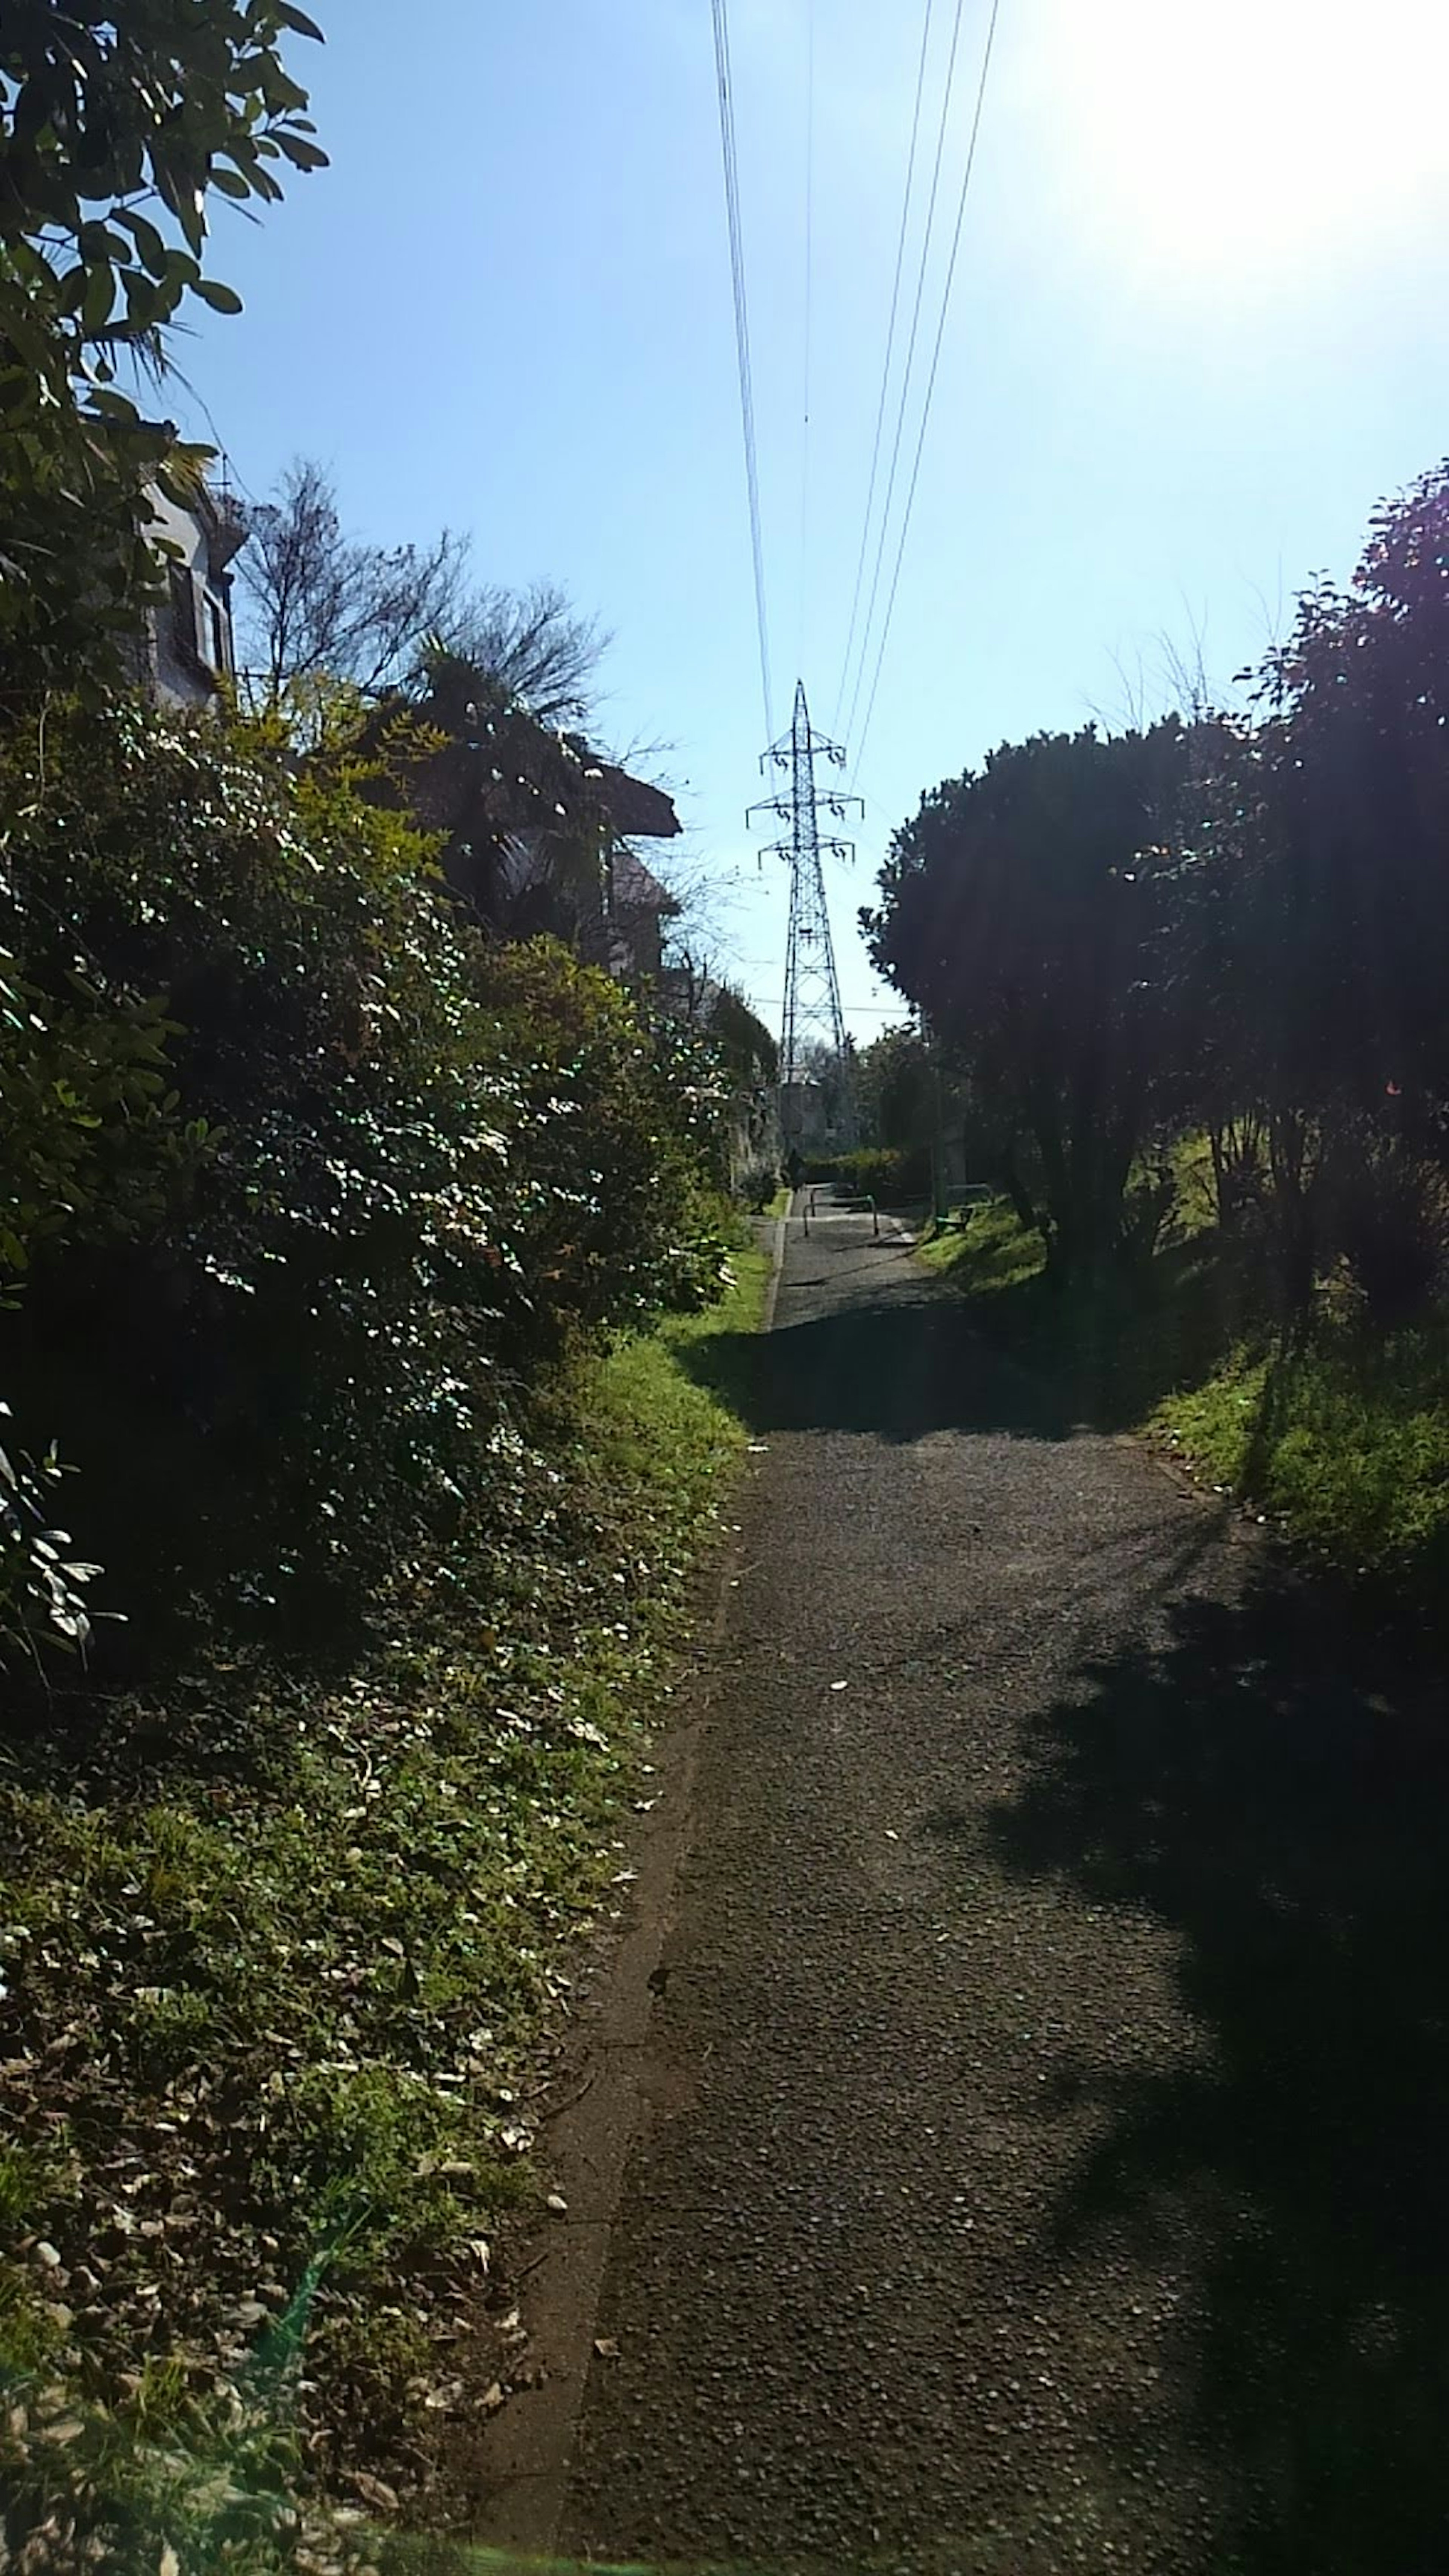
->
[749, 680, 861, 1150]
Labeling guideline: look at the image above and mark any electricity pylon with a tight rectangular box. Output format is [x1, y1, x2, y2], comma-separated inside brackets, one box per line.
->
[748, 680, 861, 1150]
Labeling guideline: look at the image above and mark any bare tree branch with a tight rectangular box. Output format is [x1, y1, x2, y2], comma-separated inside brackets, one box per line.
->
[449, 580, 608, 727]
[235, 458, 472, 700]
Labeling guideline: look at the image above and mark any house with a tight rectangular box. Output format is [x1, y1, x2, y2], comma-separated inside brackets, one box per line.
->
[142, 475, 246, 707]
[608, 844, 679, 984]
[658, 966, 781, 1194]
[361, 674, 683, 989]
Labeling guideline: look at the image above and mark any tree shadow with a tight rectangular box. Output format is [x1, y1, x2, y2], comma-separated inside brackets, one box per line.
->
[986, 1561, 1449, 2574]
[679, 1291, 1078, 1443]
[961, 1231, 1271, 1433]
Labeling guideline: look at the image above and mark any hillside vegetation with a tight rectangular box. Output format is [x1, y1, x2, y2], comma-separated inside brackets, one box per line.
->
[0, 17, 776, 2547]
[865, 465, 1449, 1603]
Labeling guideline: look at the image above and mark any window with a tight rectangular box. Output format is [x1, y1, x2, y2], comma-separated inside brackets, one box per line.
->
[168, 561, 198, 662]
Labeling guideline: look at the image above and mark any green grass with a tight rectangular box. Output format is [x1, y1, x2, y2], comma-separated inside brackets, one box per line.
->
[922, 1167, 1449, 1598]
[918, 1187, 1264, 1431]
[1159, 1321, 1449, 1582]
[0, 1231, 772, 2565]
[917, 1196, 1047, 1293]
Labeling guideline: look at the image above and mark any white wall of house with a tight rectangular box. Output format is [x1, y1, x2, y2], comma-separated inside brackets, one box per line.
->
[145, 487, 237, 708]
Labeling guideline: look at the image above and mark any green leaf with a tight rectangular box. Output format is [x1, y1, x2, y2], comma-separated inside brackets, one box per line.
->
[80, 263, 115, 334]
[274, 130, 328, 171]
[209, 166, 252, 201]
[193, 277, 244, 315]
[115, 208, 170, 278]
[276, 3, 326, 35]
[79, 222, 130, 264]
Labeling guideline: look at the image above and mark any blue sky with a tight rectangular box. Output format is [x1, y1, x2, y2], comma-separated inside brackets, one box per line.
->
[174, 0, 1449, 1045]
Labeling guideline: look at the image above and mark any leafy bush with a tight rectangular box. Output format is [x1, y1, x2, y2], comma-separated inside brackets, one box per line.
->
[1324, 1137, 1449, 1327]
[732, 1151, 781, 1213]
[0, 1, 325, 701]
[0, 700, 732, 1670]
[1160, 1323, 1449, 1584]
[1116, 1158, 1178, 1273]
[0, 1412, 100, 1664]
[474, 942, 734, 1354]
[803, 1145, 928, 1200]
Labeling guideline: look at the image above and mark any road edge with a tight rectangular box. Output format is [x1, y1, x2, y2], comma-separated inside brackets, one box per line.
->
[471, 1220, 786, 2556]
[761, 1195, 791, 1335]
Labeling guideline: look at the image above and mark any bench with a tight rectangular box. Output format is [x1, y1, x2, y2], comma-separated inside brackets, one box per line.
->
[934, 1184, 994, 1233]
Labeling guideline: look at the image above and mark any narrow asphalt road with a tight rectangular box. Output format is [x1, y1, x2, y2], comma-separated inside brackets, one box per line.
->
[559, 1198, 1449, 2576]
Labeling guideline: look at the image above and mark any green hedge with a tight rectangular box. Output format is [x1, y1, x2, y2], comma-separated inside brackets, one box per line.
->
[0, 700, 732, 1673]
[802, 1144, 930, 1200]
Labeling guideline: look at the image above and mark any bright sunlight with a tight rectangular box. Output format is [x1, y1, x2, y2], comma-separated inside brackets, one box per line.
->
[1046, 0, 1449, 280]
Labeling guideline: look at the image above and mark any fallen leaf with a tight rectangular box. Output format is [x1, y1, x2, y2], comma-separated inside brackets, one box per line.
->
[546, 2192, 568, 2214]
[352, 2472, 399, 2515]
[593, 2336, 620, 2359]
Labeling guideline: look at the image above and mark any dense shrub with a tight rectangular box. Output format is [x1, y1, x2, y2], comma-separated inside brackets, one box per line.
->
[1325, 1137, 1449, 1327]
[474, 941, 733, 1354]
[733, 1151, 780, 1212]
[803, 1145, 929, 1201]
[0, 700, 731, 1669]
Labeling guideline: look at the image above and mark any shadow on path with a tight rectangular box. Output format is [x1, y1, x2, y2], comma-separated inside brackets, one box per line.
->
[682, 1292, 1078, 1443]
[983, 1563, 1449, 2576]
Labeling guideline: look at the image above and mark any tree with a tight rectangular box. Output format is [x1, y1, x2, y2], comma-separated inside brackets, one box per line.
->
[0, 2, 327, 700]
[0, 695, 731, 1664]
[236, 458, 606, 716]
[854, 1024, 932, 1155]
[864, 723, 1189, 1277]
[237, 458, 472, 698]
[450, 580, 604, 728]
[1156, 466, 1449, 1310]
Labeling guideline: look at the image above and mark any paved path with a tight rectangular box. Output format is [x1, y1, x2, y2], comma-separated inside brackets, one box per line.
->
[560, 1202, 1449, 2576]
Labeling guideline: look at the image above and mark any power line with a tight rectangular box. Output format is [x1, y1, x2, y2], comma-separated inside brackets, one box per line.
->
[831, 0, 935, 735]
[852, 0, 1003, 783]
[711, 0, 773, 737]
[798, 0, 816, 678]
[840, 0, 970, 754]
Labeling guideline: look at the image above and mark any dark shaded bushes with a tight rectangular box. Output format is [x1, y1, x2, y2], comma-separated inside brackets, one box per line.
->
[0, 700, 731, 1675]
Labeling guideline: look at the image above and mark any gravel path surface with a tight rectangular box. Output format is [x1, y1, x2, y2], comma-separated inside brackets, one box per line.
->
[561, 1200, 1449, 2576]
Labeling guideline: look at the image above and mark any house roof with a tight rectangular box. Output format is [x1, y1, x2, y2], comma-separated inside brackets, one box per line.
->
[586, 758, 681, 840]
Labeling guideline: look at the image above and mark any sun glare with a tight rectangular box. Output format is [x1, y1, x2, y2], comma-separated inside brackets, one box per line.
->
[1047, 0, 1449, 281]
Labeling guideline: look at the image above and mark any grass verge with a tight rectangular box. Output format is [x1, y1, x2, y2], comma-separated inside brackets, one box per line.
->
[0, 1231, 771, 2568]
[923, 1182, 1449, 1598]
[1157, 1322, 1449, 1586]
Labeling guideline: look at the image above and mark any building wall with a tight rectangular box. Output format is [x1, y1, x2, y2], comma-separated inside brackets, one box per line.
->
[145, 488, 237, 709]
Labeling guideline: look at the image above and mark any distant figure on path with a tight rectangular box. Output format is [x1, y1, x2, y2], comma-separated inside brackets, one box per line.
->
[784, 1146, 805, 1194]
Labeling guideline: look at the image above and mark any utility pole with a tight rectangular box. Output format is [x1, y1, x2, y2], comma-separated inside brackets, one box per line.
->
[749, 679, 860, 1152]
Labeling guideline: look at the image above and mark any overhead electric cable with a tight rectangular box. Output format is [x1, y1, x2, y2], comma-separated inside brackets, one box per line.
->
[798, 0, 816, 676]
[840, 0, 969, 752]
[711, 0, 773, 736]
[831, 0, 936, 734]
[852, 0, 1003, 782]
